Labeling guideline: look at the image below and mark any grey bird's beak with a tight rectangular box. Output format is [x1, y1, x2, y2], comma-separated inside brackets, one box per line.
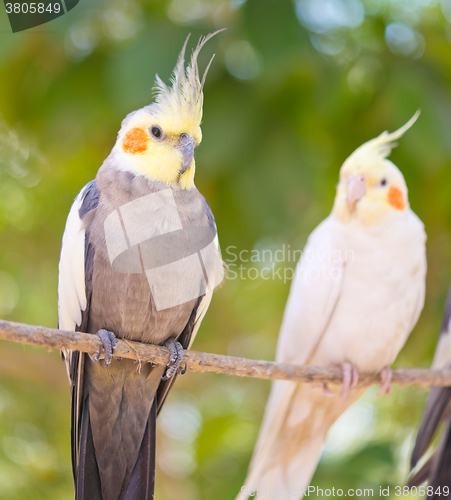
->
[176, 134, 195, 174]
[346, 174, 366, 211]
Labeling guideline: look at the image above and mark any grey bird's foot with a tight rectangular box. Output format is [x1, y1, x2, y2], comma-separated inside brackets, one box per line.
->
[162, 339, 184, 381]
[90, 329, 117, 367]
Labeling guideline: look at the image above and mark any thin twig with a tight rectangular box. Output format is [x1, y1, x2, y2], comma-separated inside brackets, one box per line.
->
[0, 319, 448, 389]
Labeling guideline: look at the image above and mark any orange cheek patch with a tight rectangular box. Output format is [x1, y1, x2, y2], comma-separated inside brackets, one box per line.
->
[122, 127, 148, 154]
[388, 186, 405, 210]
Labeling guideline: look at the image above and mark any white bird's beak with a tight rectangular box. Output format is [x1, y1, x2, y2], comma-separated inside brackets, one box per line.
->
[346, 174, 366, 211]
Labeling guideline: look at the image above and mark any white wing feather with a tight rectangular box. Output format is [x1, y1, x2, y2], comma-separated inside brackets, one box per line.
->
[58, 186, 89, 332]
[276, 217, 344, 366]
[188, 233, 222, 348]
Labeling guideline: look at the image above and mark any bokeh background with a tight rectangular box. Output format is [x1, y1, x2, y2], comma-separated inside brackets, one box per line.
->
[0, 0, 451, 498]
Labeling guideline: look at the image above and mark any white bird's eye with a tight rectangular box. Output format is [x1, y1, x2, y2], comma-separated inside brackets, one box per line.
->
[380, 178, 387, 186]
[150, 126, 163, 139]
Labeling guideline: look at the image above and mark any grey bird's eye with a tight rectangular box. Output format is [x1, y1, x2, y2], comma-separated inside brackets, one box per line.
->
[151, 126, 163, 139]
[380, 178, 387, 186]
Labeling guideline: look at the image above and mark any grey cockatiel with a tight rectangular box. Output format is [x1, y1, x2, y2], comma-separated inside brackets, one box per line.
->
[58, 33, 223, 500]
[409, 285, 451, 498]
[238, 113, 426, 500]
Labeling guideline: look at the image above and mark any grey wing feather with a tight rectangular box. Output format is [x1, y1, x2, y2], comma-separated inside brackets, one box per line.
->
[75, 399, 102, 500]
[203, 195, 216, 233]
[156, 197, 219, 414]
[441, 285, 451, 333]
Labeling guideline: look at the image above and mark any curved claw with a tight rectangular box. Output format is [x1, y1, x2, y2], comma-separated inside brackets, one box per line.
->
[162, 339, 184, 381]
[341, 362, 359, 400]
[323, 383, 336, 397]
[90, 329, 117, 367]
[377, 366, 393, 397]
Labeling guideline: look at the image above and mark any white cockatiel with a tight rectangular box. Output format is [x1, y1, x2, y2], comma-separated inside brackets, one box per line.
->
[238, 112, 426, 500]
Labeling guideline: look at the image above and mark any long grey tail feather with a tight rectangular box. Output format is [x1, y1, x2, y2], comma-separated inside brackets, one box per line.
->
[409, 415, 451, 497]
[121, 401, 157, 500]
[76, 398, 102, 500]
[411, 387, 451, 469]
[428, 417, 451, 499]
[76, 398, 157, 500]
[70, 382, 79, 481]
[408, 456, 432, 487]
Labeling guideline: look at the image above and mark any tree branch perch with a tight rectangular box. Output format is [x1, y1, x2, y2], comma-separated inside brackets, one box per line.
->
[0, 319, 448, 389]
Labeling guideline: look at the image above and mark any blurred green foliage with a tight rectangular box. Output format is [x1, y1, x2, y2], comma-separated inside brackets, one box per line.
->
[0, 0, 451, 498]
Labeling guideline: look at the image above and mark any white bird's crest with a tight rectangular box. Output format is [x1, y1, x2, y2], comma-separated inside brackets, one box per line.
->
[345, 110, 420, 168]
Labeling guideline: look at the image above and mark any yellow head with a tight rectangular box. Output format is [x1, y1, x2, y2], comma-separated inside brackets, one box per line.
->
[111, 32, 221, 190]
[332, 111, 420, 225]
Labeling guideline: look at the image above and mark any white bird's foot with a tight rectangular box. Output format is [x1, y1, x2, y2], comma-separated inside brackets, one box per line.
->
[90, 329, 117, 367]
[162, 338, 184, 380]
[377, 366, 393, 396]
[340, 362, 359, 400]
